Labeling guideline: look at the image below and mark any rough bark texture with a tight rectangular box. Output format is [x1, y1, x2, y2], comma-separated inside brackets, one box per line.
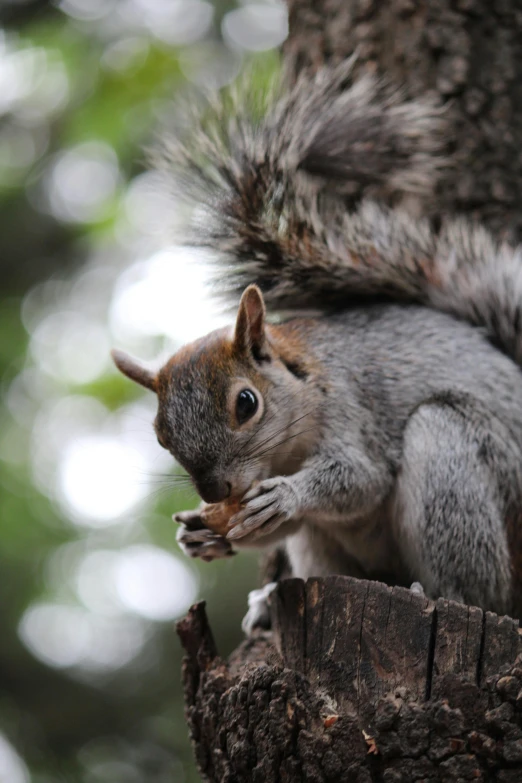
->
[283, 0, 522, 243]
[178, 577, 522, 782]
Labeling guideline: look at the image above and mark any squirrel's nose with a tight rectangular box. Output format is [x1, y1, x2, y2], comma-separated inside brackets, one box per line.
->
[197, 479, 231, 504]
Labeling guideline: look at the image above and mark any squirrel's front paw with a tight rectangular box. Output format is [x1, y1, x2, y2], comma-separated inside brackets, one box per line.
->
[227, 477, 299, 542]
[175, 512, 235, 562]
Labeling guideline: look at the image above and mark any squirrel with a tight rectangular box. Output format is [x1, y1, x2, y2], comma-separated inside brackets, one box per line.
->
[112, 60, 522, 631]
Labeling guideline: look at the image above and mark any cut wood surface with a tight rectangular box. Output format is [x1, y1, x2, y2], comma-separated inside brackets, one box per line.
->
[177, 576, 522, 782]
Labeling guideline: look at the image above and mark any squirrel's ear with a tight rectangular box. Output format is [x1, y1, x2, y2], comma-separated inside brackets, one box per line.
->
[233, 285, 270, 361]
[111, 349, 158, 392]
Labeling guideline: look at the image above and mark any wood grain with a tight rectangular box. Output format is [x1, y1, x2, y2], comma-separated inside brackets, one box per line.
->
[178, 576, 522, 782]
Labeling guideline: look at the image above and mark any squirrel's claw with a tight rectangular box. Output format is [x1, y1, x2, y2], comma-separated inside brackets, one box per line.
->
[173, 506, 207, 531]
[228, 477, 299, 541]
[176, 523, 235, 561]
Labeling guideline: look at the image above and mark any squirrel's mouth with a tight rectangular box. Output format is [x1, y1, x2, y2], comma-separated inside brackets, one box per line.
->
[195, 479, 231, 504]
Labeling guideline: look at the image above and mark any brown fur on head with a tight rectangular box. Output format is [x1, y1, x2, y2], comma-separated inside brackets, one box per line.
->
[111, 285, 321, 503]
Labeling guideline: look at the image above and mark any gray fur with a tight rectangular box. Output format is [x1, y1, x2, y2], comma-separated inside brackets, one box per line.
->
[173, 304, 522, 620]
[274, 306, 522, 618]
[156, 60, 448, 299]
[394, 401, 511, 613]
[153, 65, 522, 624]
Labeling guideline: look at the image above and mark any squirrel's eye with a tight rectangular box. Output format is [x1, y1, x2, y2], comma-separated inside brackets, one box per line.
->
[236, 389, 258, 424]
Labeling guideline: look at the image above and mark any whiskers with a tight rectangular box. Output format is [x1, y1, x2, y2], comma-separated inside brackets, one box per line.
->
[142, 470, 198, 503]
[233, 405, 320, 470]
[254, 424, 319, 461]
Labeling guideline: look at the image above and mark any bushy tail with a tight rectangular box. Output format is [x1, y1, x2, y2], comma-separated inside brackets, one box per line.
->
[157, 59, 522, 366]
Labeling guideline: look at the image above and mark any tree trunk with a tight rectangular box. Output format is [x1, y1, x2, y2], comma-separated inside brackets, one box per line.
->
[177, 2, 522, 779]
[178, 577, 522, 782]
[283, 0, 522, 244]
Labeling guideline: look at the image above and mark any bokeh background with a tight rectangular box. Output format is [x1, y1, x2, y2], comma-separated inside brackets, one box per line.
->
[0, 1, 287, 780]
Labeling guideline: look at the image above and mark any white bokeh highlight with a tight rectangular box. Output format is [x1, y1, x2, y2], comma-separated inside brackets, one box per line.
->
[19, 543, 198, 672]
[44, 142, 120, 224]
[0, 734, 30, 783]
[19, 603, 148, 672]
[30, 312, 111, 384]
[58, 436, 149, 526]
[58, 0, 116, 22]
[143, 0, 214, 46]
[0, 37, 69, 118]
[222, 3, 288, 52]
[75, 549, 131, 618]
[114, 544, 199, 621]
[110, 246, 229, 344]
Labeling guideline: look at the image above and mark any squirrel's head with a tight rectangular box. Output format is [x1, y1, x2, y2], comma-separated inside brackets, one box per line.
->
[112, 285, 319, 503]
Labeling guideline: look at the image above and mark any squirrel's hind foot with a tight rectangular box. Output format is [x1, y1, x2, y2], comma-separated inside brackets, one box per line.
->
[241, 582, 278, 635]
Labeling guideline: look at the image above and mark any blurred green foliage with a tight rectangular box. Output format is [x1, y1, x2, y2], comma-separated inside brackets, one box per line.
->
[0, 1, 283, 781]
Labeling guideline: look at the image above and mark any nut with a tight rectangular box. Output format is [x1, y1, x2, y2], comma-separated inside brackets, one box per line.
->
[200, 499, 243, 536]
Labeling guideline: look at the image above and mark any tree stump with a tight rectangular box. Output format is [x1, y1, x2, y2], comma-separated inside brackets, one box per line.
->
[177, 576, 522, 782]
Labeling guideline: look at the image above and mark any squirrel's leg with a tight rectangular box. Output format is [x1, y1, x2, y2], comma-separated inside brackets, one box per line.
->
[241, 582, 278, 634]
[393, 402, 512, 615]
[228, 452, 392, 544]
[284, 523, 371, 580]
[241, 547, 292, 634]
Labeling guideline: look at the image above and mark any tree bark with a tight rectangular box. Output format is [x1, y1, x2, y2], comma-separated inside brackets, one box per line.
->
[178, 577, 522, 782]
[283, 0, 522, 244]
[177, 2, 522, 780]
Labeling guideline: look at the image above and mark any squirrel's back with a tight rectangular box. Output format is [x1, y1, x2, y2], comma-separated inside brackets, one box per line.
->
[308, 303, 522, 434]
